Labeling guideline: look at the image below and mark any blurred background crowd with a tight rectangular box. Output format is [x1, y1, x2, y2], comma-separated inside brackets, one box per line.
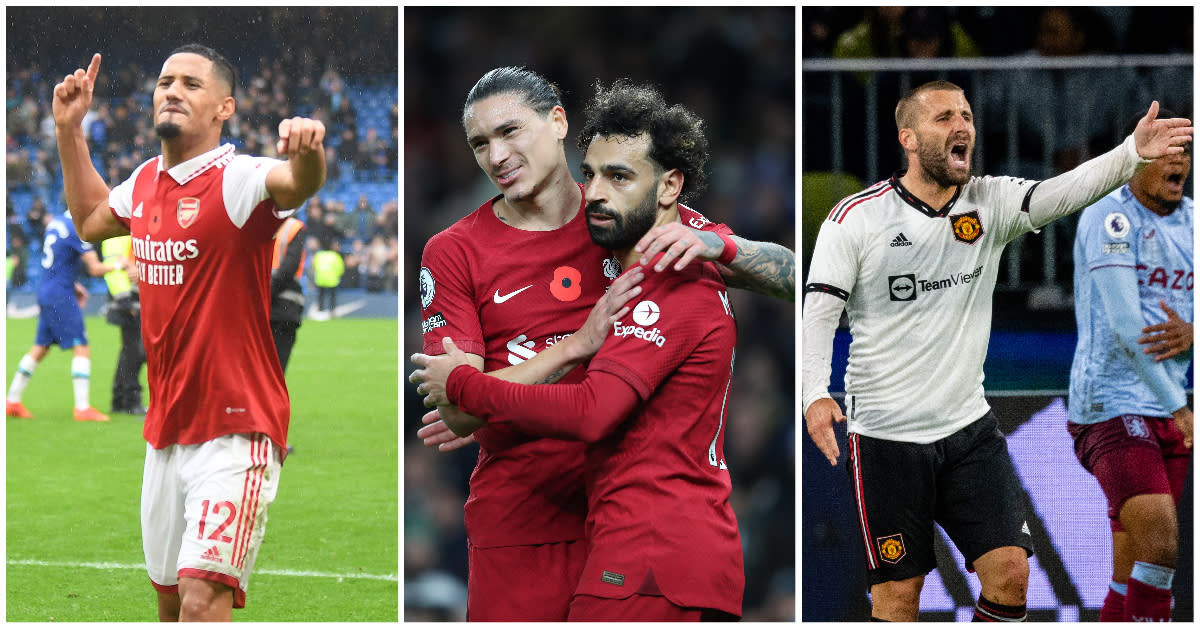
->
[6, 7, 399, 300]
[404, 6, 796, 621]
[803, 6, 1193, 298]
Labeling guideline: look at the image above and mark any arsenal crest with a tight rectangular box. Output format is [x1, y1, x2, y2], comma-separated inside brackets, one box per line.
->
[177, 197, 200, 229]
[950, 211, 983, 244]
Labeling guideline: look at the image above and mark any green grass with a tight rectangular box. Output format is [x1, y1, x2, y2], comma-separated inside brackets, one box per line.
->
[5, 315, 398, 621]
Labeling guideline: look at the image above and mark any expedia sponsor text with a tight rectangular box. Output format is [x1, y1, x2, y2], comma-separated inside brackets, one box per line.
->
[612, 321, 667, 347]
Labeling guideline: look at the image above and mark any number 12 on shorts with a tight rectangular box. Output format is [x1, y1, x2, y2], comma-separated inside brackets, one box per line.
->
[198, 499, 237, 543]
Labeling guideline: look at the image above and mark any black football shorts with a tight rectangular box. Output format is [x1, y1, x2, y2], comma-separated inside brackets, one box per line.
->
[846, 411, 1035, 586]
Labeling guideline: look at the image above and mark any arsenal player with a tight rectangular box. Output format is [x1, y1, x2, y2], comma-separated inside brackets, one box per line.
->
[53, 45, 325, 621]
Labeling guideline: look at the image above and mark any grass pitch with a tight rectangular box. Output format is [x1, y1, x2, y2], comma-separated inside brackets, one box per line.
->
[5, 314, 399, 621]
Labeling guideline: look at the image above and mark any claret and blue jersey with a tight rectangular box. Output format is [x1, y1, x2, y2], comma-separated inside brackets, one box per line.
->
[1069, 185, 1193, 424]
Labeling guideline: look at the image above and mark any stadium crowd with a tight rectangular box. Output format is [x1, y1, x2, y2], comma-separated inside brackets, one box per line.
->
[404, 7, 796, 621]
[6, 7, 399, 298]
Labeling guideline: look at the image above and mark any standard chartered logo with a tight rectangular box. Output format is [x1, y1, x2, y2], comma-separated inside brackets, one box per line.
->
[506, 334, 537, 365]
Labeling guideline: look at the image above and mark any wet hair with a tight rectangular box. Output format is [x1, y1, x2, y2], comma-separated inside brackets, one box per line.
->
[577, 79, 709, 202]
[168, 44, 237, 95]
[461, 66, 563, 128]
[895, 80, 963, 132]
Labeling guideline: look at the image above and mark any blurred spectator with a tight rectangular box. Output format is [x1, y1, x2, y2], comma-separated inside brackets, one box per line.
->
[323, 145, 341, 182]
[375, 200, 397, 239]
[336, 127, 358, 164]
[341, 238, 365, 289]
[347, 194, 377, 240]
[89, 102, 111, 148]
[355, 127, 389, 173]
[9, 93, 40, 137]
[6, 146, 32, 187]
[107, 102, 138, 146]
[981, 6, 1137, 177]
[834, 7, 979, 60]
[25, 199, 48, 243]
[321, 206, 345, 246]
[364, 233, 392, 293]
[311, 238, 345, 315]
[30, 149, 53, 193]
[332, 96, 358, 137]
[7, 233, 28, 289]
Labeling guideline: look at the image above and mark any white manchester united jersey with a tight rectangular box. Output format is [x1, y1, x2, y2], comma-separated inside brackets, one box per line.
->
[807, 173, 1040, 443]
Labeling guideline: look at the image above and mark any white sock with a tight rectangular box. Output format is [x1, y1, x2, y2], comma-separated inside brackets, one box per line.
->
[8, 354, 38, 402]
[71, 356, 90, 411]
[1131, 561, 1175, 590]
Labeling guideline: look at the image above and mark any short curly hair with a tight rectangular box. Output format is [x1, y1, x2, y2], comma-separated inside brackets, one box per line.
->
[577, 79, 709, 202]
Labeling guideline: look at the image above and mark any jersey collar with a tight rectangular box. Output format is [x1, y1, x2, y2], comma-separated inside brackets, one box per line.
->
[157, 143, 237, 186]
[890, 170, 962, 218]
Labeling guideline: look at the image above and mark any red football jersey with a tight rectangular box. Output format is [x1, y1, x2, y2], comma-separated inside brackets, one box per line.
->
[447, 256, 744, 616]
[110, 144, 291, 450]
[579, 260, 743, 615]
[419, 184, 731, 548]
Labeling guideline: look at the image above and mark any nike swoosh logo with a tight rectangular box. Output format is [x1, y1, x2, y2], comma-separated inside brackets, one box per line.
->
[494, 285, 533, 304]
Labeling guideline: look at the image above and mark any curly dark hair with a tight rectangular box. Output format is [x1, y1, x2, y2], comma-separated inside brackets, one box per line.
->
[577, 79, 709, 202]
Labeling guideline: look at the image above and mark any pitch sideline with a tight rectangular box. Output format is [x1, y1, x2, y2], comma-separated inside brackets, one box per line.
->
[8, 558, 397, 582]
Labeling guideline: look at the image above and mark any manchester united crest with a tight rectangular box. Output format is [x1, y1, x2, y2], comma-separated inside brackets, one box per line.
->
[178, 197, 200, 229]
[877, 533, 906, 564]
[950, 211, 983, 244]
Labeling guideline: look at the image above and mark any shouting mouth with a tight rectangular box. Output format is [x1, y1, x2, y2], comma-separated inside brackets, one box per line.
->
[949, 141, 969, 168]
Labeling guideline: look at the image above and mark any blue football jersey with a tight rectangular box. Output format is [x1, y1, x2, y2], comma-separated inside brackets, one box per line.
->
[1069, 185, 1193, 424]
[37, 212, 93, 303]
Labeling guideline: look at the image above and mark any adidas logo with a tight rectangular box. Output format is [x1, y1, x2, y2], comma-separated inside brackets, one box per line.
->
[201, 546, 222, 564]
[890, 233, 913, 247]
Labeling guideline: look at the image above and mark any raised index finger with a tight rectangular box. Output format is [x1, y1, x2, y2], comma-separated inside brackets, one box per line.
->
[87, 53, 102, 83]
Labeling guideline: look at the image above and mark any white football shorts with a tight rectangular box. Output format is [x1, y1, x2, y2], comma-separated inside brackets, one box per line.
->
[141, 432, 282, 607]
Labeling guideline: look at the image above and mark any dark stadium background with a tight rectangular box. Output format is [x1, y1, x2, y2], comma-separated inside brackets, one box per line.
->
[403, 6, 797, 621]
[802, 6, 1193, 622]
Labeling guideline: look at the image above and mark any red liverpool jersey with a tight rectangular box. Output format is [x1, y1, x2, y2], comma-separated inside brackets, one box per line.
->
[419, 184, 731, 548]
[110, 144, 291, 450]
[447, 256, 744, 616]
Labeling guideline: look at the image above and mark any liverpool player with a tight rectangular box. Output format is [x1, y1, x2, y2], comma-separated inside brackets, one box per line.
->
[52, 46, 325, 621]
[414, 80, 743, 620]
[414, 67, 791, 620]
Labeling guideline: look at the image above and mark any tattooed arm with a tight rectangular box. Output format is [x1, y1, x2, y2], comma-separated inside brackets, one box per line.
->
[635, 222, 795, 302]
[714, 233, 796, 301]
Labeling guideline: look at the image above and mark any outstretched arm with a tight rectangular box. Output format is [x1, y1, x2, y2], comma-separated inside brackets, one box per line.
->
[266, 117, 327, 210]
[53, 53, 125, 242]
[634, 223, 795, 301]
[80, 250, 116, 278]
[1028, 101, 1193, 229]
